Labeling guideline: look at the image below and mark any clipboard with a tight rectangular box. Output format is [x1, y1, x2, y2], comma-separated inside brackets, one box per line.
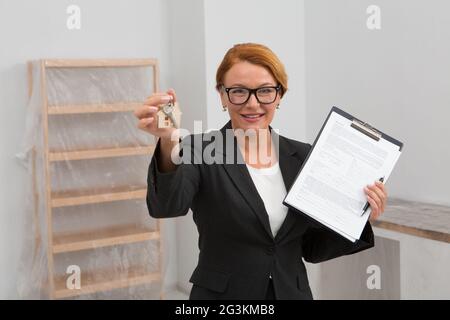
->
[310, 106, 403, 154]
[283, 106, 403, 242]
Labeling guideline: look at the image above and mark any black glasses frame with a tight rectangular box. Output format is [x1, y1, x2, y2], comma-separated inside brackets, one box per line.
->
[222, 85, 281, 105]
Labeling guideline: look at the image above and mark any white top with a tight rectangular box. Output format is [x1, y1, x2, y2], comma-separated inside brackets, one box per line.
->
[246, 162, 288, 237]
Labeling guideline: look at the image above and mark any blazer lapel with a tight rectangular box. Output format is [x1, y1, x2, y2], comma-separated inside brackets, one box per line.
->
[274, 132, 303, 241]
[219, 122, 274, 239]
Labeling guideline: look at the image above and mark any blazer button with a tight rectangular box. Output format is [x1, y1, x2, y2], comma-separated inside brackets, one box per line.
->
[265, 245, 276, 255]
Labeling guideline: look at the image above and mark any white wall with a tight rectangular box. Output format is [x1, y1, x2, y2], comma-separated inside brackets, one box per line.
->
[204, 0, 307, 142]
[304, 0, 450, 206]
[166, 0, 207, 294]
[0, 0, 177, 298]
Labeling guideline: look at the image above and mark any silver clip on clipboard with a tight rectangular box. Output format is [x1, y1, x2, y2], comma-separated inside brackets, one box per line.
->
[350, 119, 382, 141]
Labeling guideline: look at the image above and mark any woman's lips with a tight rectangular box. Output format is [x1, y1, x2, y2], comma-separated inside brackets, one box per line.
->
[241, 113, 265, 123]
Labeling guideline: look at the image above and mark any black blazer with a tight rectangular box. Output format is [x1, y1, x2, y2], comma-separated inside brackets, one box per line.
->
[146, 121, 374, 300]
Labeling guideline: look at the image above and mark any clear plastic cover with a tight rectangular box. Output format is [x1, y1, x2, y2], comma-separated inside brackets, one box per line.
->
[16, 61, 164, 299]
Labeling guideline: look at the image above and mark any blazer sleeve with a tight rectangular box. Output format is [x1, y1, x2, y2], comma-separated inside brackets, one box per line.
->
[301, 220, 374, 263]
[146, 135, 201, 218]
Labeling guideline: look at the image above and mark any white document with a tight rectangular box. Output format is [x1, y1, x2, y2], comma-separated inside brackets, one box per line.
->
[284, 108, 403, 242]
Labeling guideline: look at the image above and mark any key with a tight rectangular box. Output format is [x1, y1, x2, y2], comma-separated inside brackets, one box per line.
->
[160, 99, 179, 129]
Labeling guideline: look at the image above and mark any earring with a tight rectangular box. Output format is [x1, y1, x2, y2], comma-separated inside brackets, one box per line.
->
[223, 106, 228, 112]
[276, 104, 280, 110]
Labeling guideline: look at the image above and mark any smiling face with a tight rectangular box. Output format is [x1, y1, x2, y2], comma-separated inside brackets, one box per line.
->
[220, 61, 281, 132]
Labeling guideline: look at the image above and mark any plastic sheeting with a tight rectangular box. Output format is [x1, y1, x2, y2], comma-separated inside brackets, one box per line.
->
[16, 61, 165, 299]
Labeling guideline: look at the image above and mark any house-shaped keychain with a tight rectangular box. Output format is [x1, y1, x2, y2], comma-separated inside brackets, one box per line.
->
[157, 101, 182, 129]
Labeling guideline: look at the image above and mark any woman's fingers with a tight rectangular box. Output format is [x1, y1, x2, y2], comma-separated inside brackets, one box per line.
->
[144, 93, 173, 107]
[367, 184, 387, 212]
[167, 88, 177, 103]
[137, 117, 154, 130]
[374, 181, 388, 210]
[136, 91, 176, 119]
[367, 196, 380, 220]
[134, 105, 158, 120]
[364, 186, 381, 216]
[135, 90, 178, 138]
[365, 180, 389, 221]
[375, 180, 387, 197]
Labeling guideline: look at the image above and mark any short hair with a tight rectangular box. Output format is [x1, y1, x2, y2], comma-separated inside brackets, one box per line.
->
[216, 43, 288, 97]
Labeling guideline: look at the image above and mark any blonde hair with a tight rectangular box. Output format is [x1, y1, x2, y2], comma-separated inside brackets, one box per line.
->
[216, 43, 288, 97]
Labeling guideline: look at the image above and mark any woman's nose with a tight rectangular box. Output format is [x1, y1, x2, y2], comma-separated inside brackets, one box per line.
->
[245, 92, 260, 108]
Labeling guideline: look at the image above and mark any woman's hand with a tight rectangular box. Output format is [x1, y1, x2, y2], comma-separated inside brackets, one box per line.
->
[364, 181, 388, 221]
[134, 89, 180, 173]
[134, 89, 178, 140]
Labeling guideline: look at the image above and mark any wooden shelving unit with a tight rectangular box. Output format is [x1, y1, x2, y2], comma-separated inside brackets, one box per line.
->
[31, 59, 162, 299]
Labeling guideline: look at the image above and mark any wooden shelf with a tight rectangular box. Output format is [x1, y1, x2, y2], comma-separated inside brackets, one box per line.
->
[48, 102, 142, 115]
[51, 186, 147, 208]
[44, 59, 158, 68]
[53, 225, 159, 254]
[373, 198, 450, 243]
[54, 266, 161, 299]
[49, 145, 155, 162]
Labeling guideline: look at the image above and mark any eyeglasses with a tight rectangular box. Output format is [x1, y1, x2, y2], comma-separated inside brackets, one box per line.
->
[222, 85, 281, 105]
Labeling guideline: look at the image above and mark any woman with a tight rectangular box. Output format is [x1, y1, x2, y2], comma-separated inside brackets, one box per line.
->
[134, 43, 387, 300]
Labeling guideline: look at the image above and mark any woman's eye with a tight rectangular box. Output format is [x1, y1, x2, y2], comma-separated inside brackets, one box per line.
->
[231, 89, 247, 95]
[258, 88, 273, 94]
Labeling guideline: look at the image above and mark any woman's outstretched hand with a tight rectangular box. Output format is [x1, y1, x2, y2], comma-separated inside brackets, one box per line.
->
[134, 89, 178, 139]
[134, 89, 180, 173]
